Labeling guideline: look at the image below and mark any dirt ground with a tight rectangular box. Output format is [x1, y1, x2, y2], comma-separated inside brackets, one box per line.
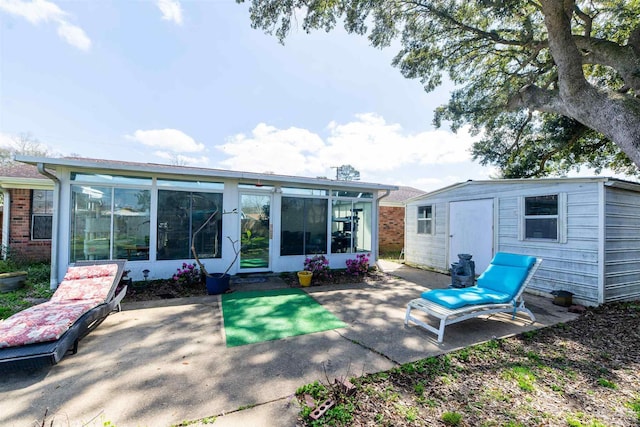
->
[296, 301, 640, 426]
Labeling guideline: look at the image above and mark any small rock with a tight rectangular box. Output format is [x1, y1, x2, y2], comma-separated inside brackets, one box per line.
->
[568, 304, 587, 314]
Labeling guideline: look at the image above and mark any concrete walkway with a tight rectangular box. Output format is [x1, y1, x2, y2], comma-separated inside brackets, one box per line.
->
[0, 261, 578, 427]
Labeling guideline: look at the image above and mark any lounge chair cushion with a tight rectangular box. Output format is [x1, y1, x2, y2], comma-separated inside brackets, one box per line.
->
[421, 287, 512, 309]
[62, 264, 120, 281]
[0, 300, 100, 348]
[51, 276, 119, 303]
[477, 257, 535, 298]
[491, 253, 537, 269]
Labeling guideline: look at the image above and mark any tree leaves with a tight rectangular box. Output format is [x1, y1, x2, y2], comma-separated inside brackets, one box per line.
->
[239, 0, 640, 177]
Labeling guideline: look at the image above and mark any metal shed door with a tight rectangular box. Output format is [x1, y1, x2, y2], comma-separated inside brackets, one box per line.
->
[449, 199, 494, 273]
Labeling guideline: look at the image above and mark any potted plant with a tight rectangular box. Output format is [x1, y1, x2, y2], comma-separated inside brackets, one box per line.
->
[190, 207, 240, 295]
[299, 255, 331, 286]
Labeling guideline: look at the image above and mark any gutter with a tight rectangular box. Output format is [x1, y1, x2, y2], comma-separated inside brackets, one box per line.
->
[36, 163, 60, 289]
[2, 189, 9, 259]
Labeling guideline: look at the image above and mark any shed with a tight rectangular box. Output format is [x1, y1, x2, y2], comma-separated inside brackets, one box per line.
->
[404, 177, 640, 306]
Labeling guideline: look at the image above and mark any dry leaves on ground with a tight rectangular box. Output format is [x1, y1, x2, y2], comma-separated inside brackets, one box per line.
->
[297, 301, 640, 426]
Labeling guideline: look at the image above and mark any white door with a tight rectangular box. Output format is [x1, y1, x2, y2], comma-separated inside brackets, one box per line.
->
[449, 199, 494, 274]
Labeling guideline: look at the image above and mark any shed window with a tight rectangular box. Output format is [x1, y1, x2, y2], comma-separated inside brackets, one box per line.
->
[417, 205, 433, 234]
[524, 195, 558, 240]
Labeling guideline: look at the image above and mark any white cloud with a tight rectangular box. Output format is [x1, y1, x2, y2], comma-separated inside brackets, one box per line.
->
[126, 129, 205, 153]
[216, 114, 483, 187]
[57, 20, 91, 51]
[216, 123, 326, 175]
[156, 0, 183, 25]
[0, 132, 15, 148]
[323, 113, 476, 172]
[0, 0, 91, 51]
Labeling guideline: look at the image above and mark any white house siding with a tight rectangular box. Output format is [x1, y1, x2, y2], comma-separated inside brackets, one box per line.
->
[604, 187, 640, 302]
[405, 179, 612, 306]
[405, 202, 448, 271]
[497, 183, 602, 305]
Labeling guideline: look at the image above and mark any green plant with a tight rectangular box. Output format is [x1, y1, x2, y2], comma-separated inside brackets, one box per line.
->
[0, 258, 20, 274]
[442, 411, 462, 426]
[504, 365, 536, 392]
[597, 378, 617, 389]
[0, 263, 53, 319]
[297, 381, 328, 400]
[627, 397, 640, 421]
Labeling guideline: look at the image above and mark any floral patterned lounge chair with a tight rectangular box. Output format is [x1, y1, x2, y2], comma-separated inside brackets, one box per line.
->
[0, 260, 127, 367]
[405, 253, 542, 342]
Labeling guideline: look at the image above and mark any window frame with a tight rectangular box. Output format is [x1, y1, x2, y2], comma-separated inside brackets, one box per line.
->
[31, 189, 54, 241]
[280, 195, 329, 256]
[520, 193, 566, 242]
[417, 205, 433, 235]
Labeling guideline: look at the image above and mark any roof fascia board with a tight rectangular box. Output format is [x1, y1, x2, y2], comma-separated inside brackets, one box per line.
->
[0, 177, 54, 190]
[15, 155, 396, 191]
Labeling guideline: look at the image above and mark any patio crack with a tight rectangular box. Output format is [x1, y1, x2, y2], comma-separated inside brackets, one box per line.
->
[333, 330, 401, 366]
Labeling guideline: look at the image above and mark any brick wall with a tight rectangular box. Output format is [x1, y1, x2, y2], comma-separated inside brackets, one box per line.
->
[378, 206, 405, 253]
[7, 189, 51, 262]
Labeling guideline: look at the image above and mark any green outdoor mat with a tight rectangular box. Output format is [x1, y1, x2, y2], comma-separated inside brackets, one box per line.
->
[221, 288, 347, 347]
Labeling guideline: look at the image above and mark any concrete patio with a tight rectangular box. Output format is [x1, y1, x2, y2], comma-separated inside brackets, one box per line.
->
[0, 261, 579, 426]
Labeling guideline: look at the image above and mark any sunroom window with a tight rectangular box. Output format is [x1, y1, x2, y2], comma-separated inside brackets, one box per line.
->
[281, 197, 328, 255]
[331, 199, 372, 253]
[71, 186, 151, 262]
[157, 191, 223, 260]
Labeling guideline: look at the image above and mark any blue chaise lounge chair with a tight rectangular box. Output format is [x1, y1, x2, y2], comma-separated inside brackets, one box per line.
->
[405, 253, 542, 342]
[0, 260, 127, 367]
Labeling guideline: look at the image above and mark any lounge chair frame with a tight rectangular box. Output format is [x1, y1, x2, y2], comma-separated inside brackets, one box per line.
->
[405, 258, 542, 343]
[0, 260, 127, 368]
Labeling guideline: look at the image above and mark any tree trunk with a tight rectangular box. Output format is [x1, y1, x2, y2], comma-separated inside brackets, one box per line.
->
[536, 0, 640, 168]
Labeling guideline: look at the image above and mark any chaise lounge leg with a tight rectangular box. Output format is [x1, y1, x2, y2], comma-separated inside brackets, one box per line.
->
[437, 320, 446, 343]
[404, 305, 412, 326]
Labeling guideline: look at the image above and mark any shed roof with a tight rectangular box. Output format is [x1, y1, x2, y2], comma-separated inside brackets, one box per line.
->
[407, 176, 640, 203]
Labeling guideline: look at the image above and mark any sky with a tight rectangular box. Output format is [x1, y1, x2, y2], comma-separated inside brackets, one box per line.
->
[0, 0, 625, 192]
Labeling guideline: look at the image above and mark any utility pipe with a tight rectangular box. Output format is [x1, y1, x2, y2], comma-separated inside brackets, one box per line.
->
[36, 163, 60, 289]
[2, 189, 9, 259]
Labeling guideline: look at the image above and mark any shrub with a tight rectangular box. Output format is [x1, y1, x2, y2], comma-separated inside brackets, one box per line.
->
[304, 255, 331, 281]
[173, 263, 201, 286]
[346, 253, 370, 276]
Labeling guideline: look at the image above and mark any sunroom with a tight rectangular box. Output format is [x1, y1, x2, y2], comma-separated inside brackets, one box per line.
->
[16, 156, 396, 286]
